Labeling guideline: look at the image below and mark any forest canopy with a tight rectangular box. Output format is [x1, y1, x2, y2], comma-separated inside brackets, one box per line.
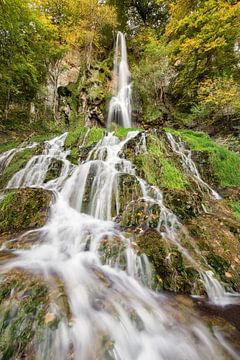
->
[0, 0, 240, 131]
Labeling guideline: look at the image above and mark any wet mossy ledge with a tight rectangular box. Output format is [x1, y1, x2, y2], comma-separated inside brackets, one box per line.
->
[0, 188, 52, 237]
[165, 128, 240, 188]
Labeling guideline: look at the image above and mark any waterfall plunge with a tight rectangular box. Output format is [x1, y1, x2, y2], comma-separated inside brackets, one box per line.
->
[107, 32, 132, 128]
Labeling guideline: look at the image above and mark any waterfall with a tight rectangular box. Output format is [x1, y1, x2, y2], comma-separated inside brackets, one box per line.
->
[107, 32, 132, 128]
[1, 131, 239, 358]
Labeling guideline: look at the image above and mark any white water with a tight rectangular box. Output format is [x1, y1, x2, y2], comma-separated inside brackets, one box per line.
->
[1, 130, 238, 358]
[166, 132, 221, 199]
[6, 133, 71, 190]
[0, 141, 37, 175]
[107, 32, 132, 128]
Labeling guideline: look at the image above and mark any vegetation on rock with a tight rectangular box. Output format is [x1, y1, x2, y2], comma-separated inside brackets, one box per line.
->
[0, 188, 51, 235]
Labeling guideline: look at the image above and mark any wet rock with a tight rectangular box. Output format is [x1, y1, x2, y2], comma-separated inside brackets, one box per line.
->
[191, 150, 219, 187]
[135, 229, 202, 294]
[117, 174, 142, 215]
[119, 198, 160, 230]
[0, 270, 70, 359]
[44, 158, 63, 183]
[98, 235, 126, 268]
[218, 186, 240, 201]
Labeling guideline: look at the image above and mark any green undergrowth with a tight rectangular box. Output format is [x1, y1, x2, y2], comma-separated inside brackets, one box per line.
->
[0, 148, 35, 189]
[0, 188, 51, 234]
[137, 134, 189, 190]
[65, 127, 87, 148]
[86, 127, 105, 146]
[0, 132, 62, 156]
[65, 127, 105, 164]
[165, 128, 240, 187]
[0, 140, 21, 154]
[114, 127, 142, 140]
[229, 201, 240, 219]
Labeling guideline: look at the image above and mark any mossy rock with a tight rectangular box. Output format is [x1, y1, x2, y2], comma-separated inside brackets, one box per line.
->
[119, 199, 160, 230]
[191, 150, 219, 187]
[166, 129, 240, 188]
[0, 270, 70, 359]
[121, 131, 189, 190]
[163, 189, 203, 221]
[0, 188, 52, 236]
[116, 174, 142, 215]
[44, 159, 63, 183]
[187, 200, 240, 291]
[0, 271, 49, 359]
[98, 235, 126, 268]
[136, 229, 201, 294]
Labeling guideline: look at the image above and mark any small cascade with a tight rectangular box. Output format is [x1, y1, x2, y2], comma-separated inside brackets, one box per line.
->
[1, 130, 239, 358]
[62, 131, 138, 220]
[0, 142, 37, 175]
[0, 149, 17, 175]
[201, 271, 240, 306]
[166, 132, 221, 199]
[107, 32, 132, 128]
[7, 133, 71, 190]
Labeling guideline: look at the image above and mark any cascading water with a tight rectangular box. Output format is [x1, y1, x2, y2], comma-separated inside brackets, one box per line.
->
[107, 32, 132, 128]
[7, 133, 71, 190]
[1, 130, 238, 359]
[0, 142, 37, 175]
[166, 132, 221, 200]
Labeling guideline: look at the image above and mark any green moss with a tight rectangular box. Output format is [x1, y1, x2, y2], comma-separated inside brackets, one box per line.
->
[86, 127, 104, 146]
[136, 230, 200, 293]
[0, 148, 35, 189]
[0, 141, 20, 154]
[29, 132, 62, 143]
[207, 254, 230, 281]
[165, 128, 240, 187]
[65, 127, 87, 148]
[138, 135, 189, 190]
[229, 201, 240, 218]
[114, 128, 143, 140]
[65, 127, 88, 164]
[0, 188, 51, 235]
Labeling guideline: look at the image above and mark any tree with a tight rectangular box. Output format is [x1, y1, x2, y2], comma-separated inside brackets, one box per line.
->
[165, 0, 240, 112]
[0, 0, 62, 120]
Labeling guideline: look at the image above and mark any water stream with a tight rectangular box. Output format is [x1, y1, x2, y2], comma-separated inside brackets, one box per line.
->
[0, 132, 232, 360]
[1, 131, 239, 358]
[166, 132, 221, 200]
[107, 32, 132, 128]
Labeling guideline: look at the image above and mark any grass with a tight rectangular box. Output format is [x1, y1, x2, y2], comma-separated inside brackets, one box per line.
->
[138, 135, 189, 190]
[65, 127, 87, 148]
[114, 127, 143, 140]
[165, 128, 240, 187]
[86, 127, 105, 146]
[229, 202, 240, 219]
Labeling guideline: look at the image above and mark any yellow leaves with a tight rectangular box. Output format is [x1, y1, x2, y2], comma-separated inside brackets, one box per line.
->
[166, 0, 240, 61]
[198, 77, 240, 112]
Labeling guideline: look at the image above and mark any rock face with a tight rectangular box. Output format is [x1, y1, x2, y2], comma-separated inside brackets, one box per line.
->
[44, 49, 112, 128]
